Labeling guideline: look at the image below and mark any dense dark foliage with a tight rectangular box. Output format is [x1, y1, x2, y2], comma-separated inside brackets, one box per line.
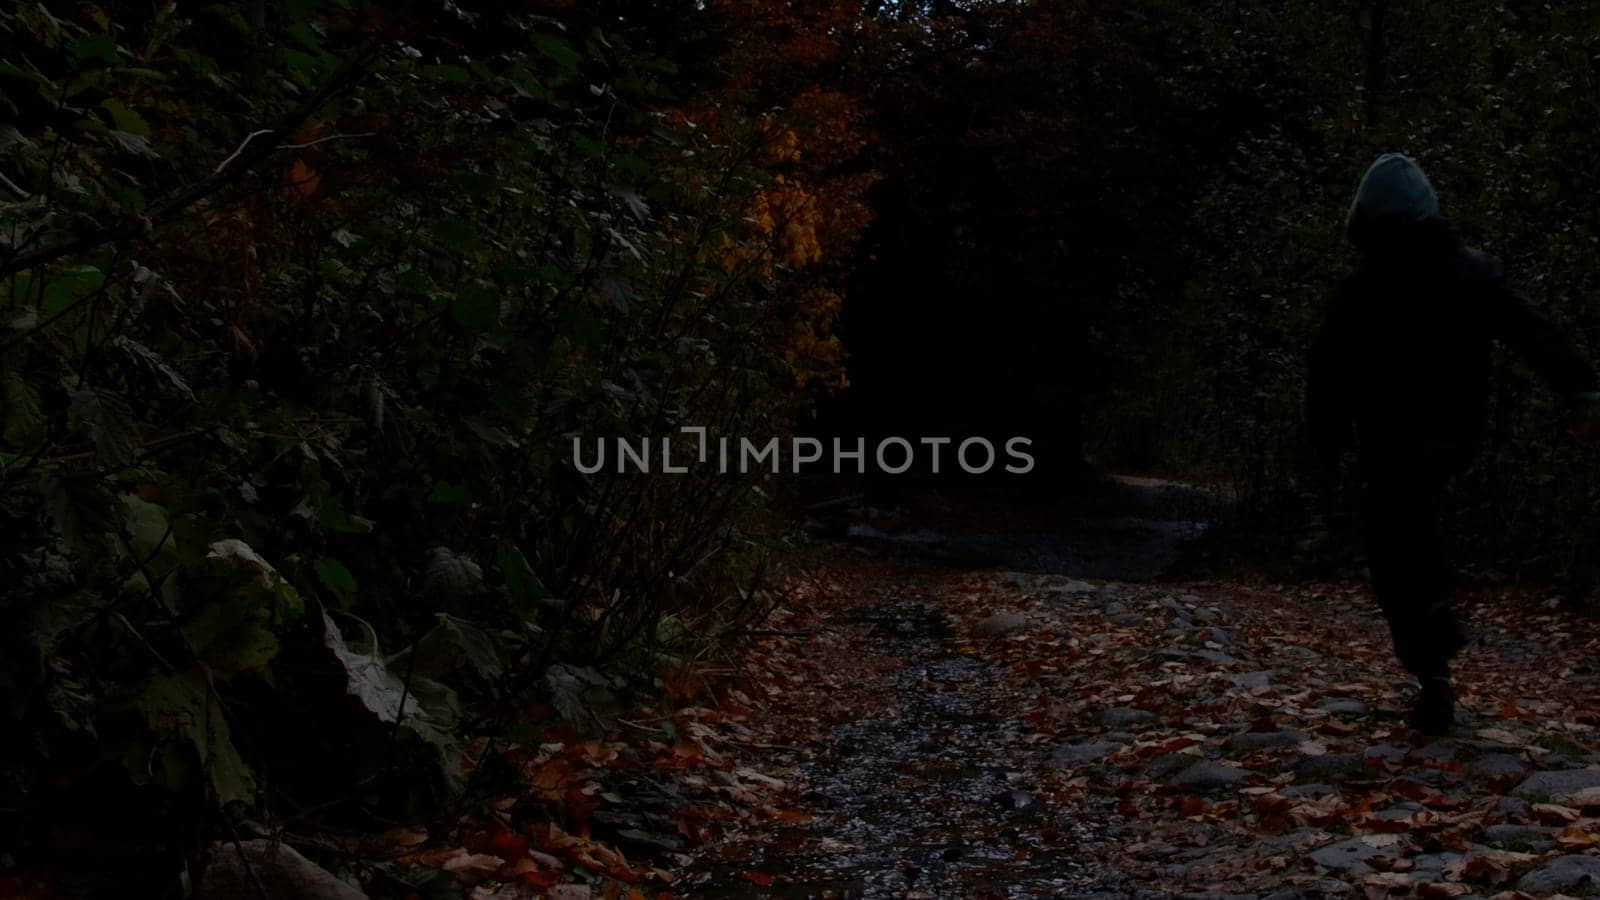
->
[0, 0, 868, 892]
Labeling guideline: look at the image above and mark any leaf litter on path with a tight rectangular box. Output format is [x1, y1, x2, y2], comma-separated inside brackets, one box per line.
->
[373, 528, 1600, 898]
[678, 552, 1600, 898]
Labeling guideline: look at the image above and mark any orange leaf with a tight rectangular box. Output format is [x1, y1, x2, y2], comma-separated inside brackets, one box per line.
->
[488, 831, 528, 858]
[286, 159, 320, 200]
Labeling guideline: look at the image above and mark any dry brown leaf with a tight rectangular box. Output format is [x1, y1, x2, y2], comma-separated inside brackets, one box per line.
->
[1554, 824, 1600, 848]
[1361, 871, 1415, 899]
[1416, 883, 1473, 899]
[1532, 802, 1582, 825]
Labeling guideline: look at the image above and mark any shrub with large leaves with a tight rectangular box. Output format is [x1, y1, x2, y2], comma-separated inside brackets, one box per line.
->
[0, 0, 868, 889]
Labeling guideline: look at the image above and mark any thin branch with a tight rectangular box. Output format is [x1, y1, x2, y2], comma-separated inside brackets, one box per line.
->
[214, 129, 275, 175]
[0, 169, 30, 202]
[0, 38, 387, 280]
[110, 612, 178, 672]
[275, 131, 376, 151]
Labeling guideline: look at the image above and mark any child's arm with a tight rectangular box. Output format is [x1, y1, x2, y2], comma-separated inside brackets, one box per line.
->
[1472, 250, 1597, 403]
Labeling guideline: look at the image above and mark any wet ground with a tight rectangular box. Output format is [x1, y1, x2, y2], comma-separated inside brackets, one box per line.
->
[682, 475, 1600, 899]
[685, 476, 1225, 897]
[840, 475, 1225, 580]
[691, 596, 1097, 898]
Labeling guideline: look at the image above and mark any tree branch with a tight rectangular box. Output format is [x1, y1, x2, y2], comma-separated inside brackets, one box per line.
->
[0, 169, 29, 202]
[0, 41, 387, 280]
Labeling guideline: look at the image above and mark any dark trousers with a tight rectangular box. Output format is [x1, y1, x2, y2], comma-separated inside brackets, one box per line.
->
[1361, 463, 1468, 679]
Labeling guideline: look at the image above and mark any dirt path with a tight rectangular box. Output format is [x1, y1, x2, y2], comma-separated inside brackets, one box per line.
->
[681, 483, 1600, 899]
[688, 578, 1100, 897]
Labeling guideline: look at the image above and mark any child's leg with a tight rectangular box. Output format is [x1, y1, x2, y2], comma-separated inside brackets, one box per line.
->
[1362, 470, 1465, 679]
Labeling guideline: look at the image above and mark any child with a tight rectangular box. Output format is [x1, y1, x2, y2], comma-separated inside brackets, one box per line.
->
[1308, 153, 1597, 733]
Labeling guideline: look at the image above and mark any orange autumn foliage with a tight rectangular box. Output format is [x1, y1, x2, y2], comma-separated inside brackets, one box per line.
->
[677, 2, 876, 390]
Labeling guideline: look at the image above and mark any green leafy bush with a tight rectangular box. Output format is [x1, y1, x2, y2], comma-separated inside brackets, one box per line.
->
[0, 1, 858, 888]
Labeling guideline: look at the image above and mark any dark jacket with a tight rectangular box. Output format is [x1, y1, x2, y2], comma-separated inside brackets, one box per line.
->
[1309, 220, 1595, 473]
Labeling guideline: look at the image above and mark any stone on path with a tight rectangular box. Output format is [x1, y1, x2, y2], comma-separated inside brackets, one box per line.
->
[1469, 753, 1528, 781]
[1317, 698, 1368, 717]
[1511, 768, 1600, 800]
[1224, 670, 1274, 690]
[1224, 730, 1306, 753]
[1098, 707, 1157, 729]
[199, 839, 367, 900]
[1171, 761, 1249, 791]
[1413, 740, 1457, 763]
[1479, 823, 1555, 852]
[1044, 579, 1098, 599]
[1364, 805, 1424, 827]
[1050, 740, 1122, 766]
[1147, 753, 1198, 780]
[1517, 854, 1600, 893]
[1294, 753, 1367, 782]
[1282, 783, 1335, 798]
[1308, 837, 1388, 875]
[1363, 745, 1405, 765]
[1406, 851, 1463, 883]
[978, 611, 1027, 636]
[1495, 796, 1531, 818]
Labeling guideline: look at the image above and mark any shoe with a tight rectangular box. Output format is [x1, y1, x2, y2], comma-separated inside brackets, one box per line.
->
[1410, 676, 1455, 735]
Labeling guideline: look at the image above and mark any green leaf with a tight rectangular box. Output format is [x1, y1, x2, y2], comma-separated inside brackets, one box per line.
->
[533, 33, 582, 72]
[69, 34, 120, 65]
[427, 481, 471, 507]
[323, 610, 405, 721]
[120, 494, 173, 560]
[612, 152, 650, 181]
[423, 64, 470, 84]
[316, 494, 374, 534]
[314, 557, 358, 597]
[205, 538, 305, 624]
[281, 49, 321, 76]
[429, 217, 476, 253]
[545, 663, 618, 734]
[110, 130, 159, 159]
[289, 23, 322, 53]
[39, 474, 117, 553]
[396, 614, 504, 682]
[41, 265, 105, 318]
[68, 386, 137, 466]
[285, 0, 317, 24]
[99, 98, 150, 136]
[182, 592, 280, 676]
[498, 541, 549, 610]
[0, 60, 56, 89]
[136, 670, 256, 807]
[1, 373, 45, 448]
[321, 610, 460, 790]
[0, 124, 37, 155]
[110, 336, 192, 398]
[421, 547, 483, 599]
[450, 287, 502, 333]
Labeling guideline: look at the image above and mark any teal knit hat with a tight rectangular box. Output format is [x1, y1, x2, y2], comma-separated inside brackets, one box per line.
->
[1349, 153, 1440, 228]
